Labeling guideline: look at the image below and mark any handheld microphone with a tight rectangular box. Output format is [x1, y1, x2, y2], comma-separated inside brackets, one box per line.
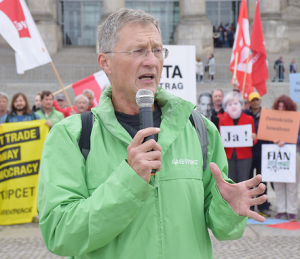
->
[135, 89, 156, 175]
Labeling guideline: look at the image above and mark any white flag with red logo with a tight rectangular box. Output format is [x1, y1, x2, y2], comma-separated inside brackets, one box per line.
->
[0, 0, 52, 74]
[250, 0, 268, 96]
[72, 71, 110, 107]
[229, 0, 253, 98]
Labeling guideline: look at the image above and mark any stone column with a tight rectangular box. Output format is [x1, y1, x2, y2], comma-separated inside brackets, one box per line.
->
[173, 0, 213, 58]
[96, 0, 125, 53]
[27, 0, 62, 55]
[260, 0, 289, 53]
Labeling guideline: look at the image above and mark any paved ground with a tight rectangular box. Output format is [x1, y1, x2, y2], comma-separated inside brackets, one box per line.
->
[1, 183, 300, 259]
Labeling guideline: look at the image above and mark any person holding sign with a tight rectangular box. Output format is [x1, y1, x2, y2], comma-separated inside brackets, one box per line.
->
[219, 91, 257, 183]
[272, 95, 300, 221]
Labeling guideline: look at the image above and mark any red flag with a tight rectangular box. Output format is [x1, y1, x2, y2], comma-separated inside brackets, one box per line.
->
[229, 0, 253, 98]
[72, 71, 110, 107]
[0, 0, 51, 74]
[250, 0, 268, 96]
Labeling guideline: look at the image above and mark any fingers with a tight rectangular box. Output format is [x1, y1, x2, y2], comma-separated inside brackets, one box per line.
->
[209, 162, 225, 185]
[247, 210, 266, 223]
[248, 183, 266, 197]
[131, 128, 160, 146]
[245, 174, 262, 189]
[249, 194, 268, 207]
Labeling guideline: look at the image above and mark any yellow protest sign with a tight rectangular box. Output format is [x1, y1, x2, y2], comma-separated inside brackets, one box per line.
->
[0, 120, 49, 225]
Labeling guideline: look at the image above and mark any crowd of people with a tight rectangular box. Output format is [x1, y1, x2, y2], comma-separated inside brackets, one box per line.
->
[213, 23, 235, 48]
[0, 89, 96, 127]
[197, 89, 300, 221]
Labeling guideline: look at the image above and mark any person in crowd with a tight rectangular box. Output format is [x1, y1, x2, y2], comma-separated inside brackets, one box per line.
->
[244, 92, 272, 217]
[197, 92, 218, 128]
[36, 91, 64, 128]
[74, 94, 89, 114]
[272, 95, 300, 221]
[53, 93, 72, 117]
[37, 8, 267, 259]
[205, 55, 210, 79]
[217, 27, 224, 48]
[290, 58, 297, 73]
[83, 89, 96, 111]
[5, 92, 40, 122]
[211, 89, 224, 119]
[272, 56, 285, 82]
[0, 92, 9, 123]
[219, 91, 257, 183]
[208, 53, 215, 82]
[227, 27, 234, 48]
[32, 92, 41, 112]
[195, 57, 204, 83]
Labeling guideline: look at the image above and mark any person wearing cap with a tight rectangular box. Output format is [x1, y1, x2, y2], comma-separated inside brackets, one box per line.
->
[53, 93, 72, 118]
[244, 92, 271, 217]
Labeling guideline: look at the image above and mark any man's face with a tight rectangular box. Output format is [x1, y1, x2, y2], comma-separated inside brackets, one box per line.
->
[41, 95, 54, 110]
[75, 97, 89, 114]
[13, 95, 26, 112]
[83, 93, 94, 108]
[101, 23, 164, 109]
[212, 90, 223, 107]
[250, 98, 261, 110]
[57, 99, 67, 109]
[0, 96, 8, 112]
[197, 96, 212, 118]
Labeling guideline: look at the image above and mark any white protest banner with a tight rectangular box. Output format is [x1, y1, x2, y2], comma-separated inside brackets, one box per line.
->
[289, 73, 300, 103]
[220, 124, 253, 147]
[160, 45, 196, 104]
[261, 144, 296, 183]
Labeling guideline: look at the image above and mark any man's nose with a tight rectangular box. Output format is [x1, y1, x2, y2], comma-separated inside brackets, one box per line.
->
[143, 50, 157, 66]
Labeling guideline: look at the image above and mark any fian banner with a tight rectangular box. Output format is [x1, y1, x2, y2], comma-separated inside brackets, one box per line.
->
[0, 120, 49, 225]
[289, 73, 300, 103]
[261, 144, 296, 183]
[160, 45, 196, 104]
[220, 124, 253, 147]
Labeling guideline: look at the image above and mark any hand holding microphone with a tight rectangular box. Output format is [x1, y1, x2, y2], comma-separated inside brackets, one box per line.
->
[126, 89, 161, 182]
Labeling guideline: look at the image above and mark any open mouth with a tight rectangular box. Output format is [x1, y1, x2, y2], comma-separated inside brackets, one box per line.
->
[139, 74, 154, 81]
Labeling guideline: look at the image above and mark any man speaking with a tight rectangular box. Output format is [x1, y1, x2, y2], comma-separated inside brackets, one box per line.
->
[37, 8, 267, 259]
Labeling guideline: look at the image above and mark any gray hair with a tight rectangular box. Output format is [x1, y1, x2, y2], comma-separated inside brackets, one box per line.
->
[82, 89, 94, 97]
[222, 91, 244, 110]
[0, 92, 9, 101]
[97, 8, 161, 53]
[75, 94, 89, 104]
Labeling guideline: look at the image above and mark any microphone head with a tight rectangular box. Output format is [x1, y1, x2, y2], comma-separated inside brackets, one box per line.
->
[136, 89, 154, 108]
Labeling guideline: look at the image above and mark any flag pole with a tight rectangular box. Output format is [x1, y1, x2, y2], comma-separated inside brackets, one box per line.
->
[52, 84, 73, 96]
[242, 50, 251, 97]
[50, 62, 74, 111]
[232, 52, 239, 89]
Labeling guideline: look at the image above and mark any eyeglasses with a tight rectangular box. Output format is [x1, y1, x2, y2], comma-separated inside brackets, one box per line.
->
[105, 48, 169, 60]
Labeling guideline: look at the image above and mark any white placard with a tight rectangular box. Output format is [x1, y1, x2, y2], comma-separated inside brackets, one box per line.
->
[261, 144, 296, 183]
[160, 45, 196, 104]
[220, 124, 253, 147]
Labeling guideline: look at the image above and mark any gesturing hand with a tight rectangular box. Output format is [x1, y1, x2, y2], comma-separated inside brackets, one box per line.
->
[127, 127, 161, 183]
[209, 162, 267, 222]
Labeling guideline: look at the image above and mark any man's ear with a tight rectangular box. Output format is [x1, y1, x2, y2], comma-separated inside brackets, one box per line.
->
[98, 53, 111, 74]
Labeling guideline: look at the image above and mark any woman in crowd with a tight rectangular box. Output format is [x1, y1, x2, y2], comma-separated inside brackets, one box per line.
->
[272, 95, 300, 221]
[219, 91, 257, 183]
[32, 92, 41, 112]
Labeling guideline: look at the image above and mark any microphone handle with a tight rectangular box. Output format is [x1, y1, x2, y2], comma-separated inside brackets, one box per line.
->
[139, 107, 156, 175]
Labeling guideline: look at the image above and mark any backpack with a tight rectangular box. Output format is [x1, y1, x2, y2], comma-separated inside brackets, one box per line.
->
[78, 109, 209, 171]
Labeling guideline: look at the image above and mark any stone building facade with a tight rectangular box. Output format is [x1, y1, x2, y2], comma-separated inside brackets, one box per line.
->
[1, 0, 299, 56]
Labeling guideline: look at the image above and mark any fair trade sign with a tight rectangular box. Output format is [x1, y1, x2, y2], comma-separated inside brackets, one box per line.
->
[220, 124, 253, 147]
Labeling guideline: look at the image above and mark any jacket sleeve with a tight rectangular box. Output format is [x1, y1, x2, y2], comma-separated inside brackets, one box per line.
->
[37, 115, 154, 256]
[202, 117, 247, 241]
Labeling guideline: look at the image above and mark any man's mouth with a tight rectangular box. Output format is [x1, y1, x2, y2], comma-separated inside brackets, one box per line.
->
[139, 74, 154, 81]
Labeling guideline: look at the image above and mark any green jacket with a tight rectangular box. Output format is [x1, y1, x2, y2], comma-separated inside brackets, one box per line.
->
[36, 107, 64, 127]
[37, 87, 247, 259]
